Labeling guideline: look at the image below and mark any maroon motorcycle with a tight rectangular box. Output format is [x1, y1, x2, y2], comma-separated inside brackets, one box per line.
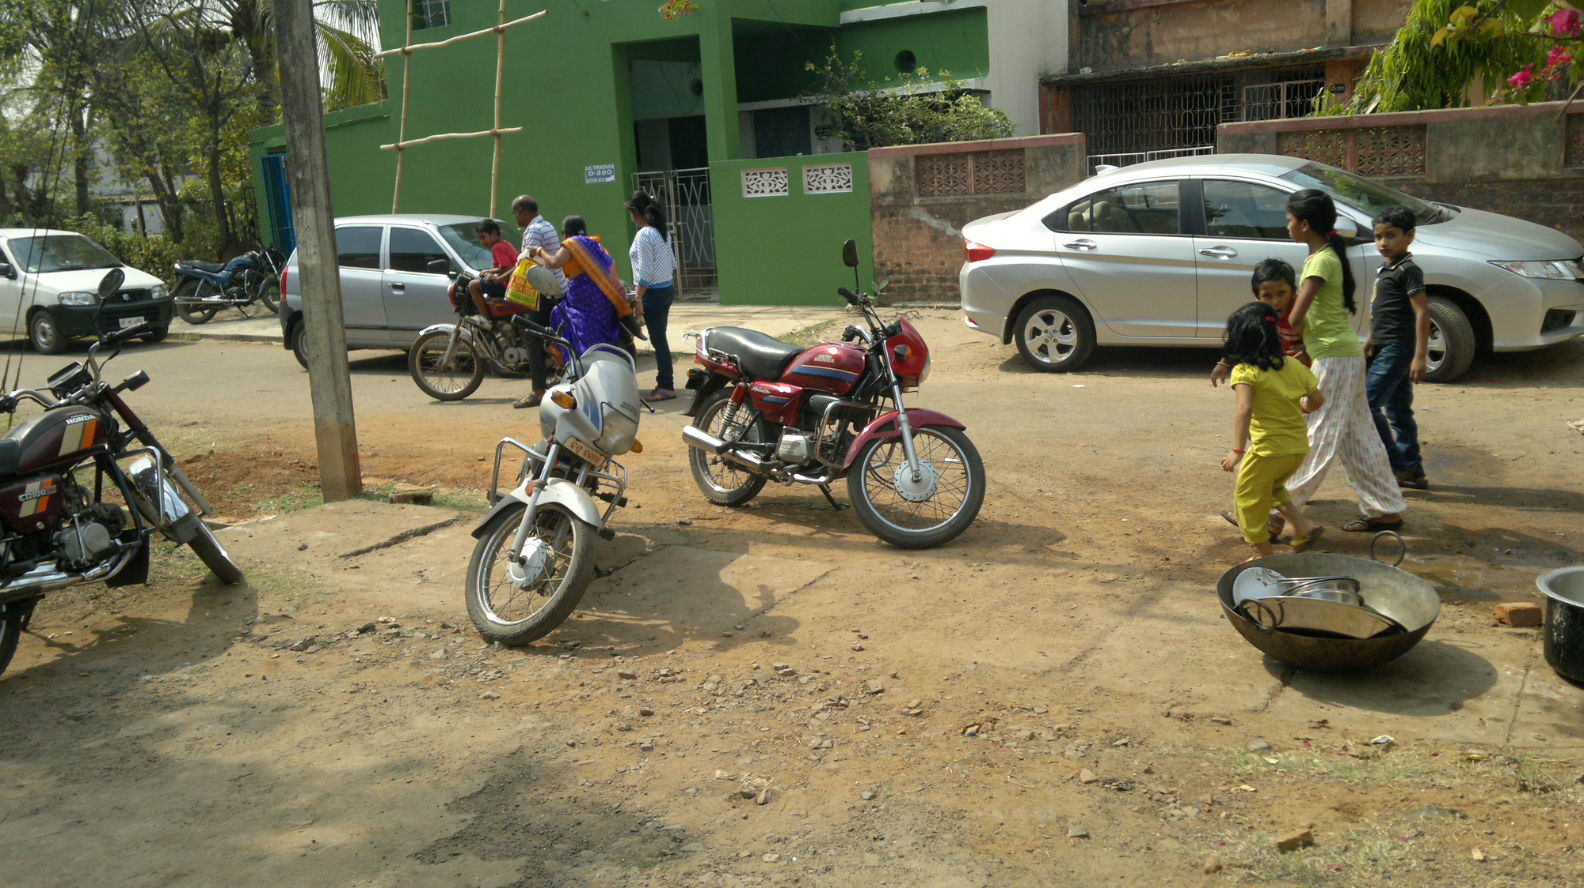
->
[681, 240, 984, 548]
[0, 269, 242, 679]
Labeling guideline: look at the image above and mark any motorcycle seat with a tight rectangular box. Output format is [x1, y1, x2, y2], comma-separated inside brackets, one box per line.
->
[176, 260, 225, 273]
[705, 327, 803, 380]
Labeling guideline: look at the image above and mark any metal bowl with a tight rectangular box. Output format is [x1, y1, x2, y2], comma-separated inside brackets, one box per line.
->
[1218, 553, 1441, 673]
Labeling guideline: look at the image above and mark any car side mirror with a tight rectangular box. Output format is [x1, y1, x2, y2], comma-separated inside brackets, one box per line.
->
[841, 239, 859, 269]
[0, 260, 14, 279]
[426, 258, 452, 275]
[97, 268, 125, 300]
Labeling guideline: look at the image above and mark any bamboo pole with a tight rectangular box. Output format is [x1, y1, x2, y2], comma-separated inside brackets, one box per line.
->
[380, 127, 525, 152]
[373, 11, 547, 58]
[490, 0, 507, 218]
[391, 0, 414, 213]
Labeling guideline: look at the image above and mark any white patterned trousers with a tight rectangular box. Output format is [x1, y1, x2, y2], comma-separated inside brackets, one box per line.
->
[1285, 355, 1408, 518]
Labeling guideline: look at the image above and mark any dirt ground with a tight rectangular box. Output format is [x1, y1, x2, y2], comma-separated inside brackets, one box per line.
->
[2, 311, 1582, 887]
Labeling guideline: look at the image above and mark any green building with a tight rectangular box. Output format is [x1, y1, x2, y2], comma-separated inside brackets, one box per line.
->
[248, 0, 1060, 305]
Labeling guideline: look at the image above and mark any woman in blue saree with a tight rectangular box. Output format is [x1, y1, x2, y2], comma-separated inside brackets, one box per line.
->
[528, 215, 634, 357]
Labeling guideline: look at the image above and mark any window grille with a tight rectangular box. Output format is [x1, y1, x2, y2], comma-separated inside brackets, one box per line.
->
[413, 0, 451, 30]
[915, 151, 1025, 197]
[803, 163, 854, 194]
[741, 168, 789, 198]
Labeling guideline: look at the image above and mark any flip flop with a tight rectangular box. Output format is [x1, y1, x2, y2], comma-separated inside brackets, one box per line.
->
[1289, 526, 1325, 552]
[1221, 510, 1286, 541]
[1341, 517, 1403, 533]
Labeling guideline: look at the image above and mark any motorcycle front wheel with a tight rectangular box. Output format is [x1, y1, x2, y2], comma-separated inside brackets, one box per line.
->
[409, 329, 485, 401]
[466, 501, 595, 646]
[847, 426, 985, 549]
[0, 598, 37, 679]
[687, 389, 768, 507]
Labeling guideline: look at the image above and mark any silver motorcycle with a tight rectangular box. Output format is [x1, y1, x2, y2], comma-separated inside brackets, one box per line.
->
[464, 318, 644, 645]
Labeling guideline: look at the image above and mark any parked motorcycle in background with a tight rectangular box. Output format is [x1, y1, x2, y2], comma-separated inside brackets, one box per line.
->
[407, 264, 569, 401]
[0, 270, 243, 679]
[682, 239, 985, 549]
[465, 318, 643, 645]
[171, 245, 284, 324]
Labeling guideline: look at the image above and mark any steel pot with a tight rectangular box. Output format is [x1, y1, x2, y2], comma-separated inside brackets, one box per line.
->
[1535, 566, 1584, 684]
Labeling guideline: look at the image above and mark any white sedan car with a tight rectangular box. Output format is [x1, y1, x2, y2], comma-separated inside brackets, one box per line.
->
[0, 229, 172, 353]
[959, 154, 1584, 381]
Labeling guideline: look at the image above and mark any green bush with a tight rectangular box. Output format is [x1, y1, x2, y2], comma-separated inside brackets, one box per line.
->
[70, 215, 219, 286]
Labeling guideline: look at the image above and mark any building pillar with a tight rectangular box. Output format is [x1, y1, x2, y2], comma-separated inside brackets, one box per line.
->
[1324, 0, 1353, 47]
[699, 11, 740, 163]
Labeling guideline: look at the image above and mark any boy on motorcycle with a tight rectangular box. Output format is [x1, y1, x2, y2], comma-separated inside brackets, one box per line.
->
[468, 219, 520, 316]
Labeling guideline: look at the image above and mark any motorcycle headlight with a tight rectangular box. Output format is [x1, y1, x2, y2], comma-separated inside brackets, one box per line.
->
[58, 291, 97, 306]
[150, 285, 167, 300]
[1488, 259, 1584, 280]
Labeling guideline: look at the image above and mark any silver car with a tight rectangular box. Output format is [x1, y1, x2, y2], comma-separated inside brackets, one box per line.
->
[279, 214, 517, 367]
[959, 154, 1584, 381]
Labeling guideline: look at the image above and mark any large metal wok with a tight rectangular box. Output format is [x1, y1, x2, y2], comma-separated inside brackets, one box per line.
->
[1217, 552, 1441, 672]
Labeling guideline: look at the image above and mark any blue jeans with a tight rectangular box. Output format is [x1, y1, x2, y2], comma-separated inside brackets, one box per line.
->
[1366, 340, 1422, 476]
[642, 284, 675, 391]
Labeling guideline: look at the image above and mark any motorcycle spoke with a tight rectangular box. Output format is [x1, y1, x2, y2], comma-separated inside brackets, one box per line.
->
[858, 432, 974, 531]
[482, 510, 575, 624]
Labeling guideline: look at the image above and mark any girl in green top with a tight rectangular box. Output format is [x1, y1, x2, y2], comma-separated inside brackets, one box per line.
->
[1281, 190, 1407, 532]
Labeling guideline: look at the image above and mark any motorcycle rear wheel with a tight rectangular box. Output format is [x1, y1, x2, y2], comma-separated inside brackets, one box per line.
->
[176, 280, 221, 325]
[466, 501, 594, 646]
[409, 329, 485, 401]
[0, 598, 37, 678]
[688, 389, 768, 507]
[187, 522, 243, 584]
[254, 277, 280, 314]
[847, 426, 985, 549]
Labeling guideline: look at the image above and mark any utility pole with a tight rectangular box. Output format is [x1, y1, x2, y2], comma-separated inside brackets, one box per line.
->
[273, 0, 361, 500]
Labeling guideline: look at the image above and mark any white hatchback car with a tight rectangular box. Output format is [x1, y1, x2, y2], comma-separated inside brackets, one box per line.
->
[959, 154, 1584, 381]
[0, 229, 172, 353]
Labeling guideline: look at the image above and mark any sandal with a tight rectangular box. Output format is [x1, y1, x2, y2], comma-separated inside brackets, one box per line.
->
[513, 391, 545, 409]
[1341, 516, 1403, 533]
[643, 388, 677, 402]
[1221, 510, 1286, 541]
[1288, 526, 1325, 552]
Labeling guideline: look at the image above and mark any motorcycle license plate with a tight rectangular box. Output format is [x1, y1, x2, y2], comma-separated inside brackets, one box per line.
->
[118, 316, 145, 329]
[563, 437, 603, 465]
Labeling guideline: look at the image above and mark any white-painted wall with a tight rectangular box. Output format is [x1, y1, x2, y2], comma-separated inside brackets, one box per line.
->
[841, 0, 1070, 137]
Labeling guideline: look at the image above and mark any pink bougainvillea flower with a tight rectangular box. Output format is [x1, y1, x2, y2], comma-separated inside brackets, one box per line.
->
[1553, 9, 1582, 37]
[1509, 65, 1535, 89]
[1548, 45, 1575, 69]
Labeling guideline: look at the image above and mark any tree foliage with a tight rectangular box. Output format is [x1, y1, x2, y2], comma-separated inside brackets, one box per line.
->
[1436, 0, 1584, 103]
[803, 45, 1014, 150]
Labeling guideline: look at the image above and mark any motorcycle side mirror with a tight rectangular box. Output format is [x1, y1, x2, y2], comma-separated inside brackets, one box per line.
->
[841, 239, 859, 269]
[97, 268, 125, 300]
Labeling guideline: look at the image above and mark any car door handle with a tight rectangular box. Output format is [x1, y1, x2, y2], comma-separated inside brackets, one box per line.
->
[389, 282, 405, 291]
[1198, 247, 1238, 259]
[1063, 239, 1098, 251]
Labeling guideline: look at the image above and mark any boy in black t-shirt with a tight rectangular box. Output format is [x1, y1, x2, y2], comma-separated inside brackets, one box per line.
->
[1366, 207, 1430, 489]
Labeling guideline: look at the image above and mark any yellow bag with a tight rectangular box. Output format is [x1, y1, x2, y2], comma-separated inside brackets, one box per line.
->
[505, 258, 541, 309]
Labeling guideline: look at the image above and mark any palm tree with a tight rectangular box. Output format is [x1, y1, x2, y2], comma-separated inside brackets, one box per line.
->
[220, 0, 386, 118]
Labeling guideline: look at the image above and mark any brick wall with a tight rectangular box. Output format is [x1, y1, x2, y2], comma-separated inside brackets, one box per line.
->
[1219, 102, 1584, 244]
[868, 135, 1089, 304]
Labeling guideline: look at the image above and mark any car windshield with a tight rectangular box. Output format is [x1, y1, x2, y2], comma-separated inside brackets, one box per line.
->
[435, 221, 521, 271]
[1278, 163, 1452, 226]
[8, 234, 124, 273]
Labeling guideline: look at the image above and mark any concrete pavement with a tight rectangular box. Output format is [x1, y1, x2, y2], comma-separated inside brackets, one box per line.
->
[164, 303, 849, 355]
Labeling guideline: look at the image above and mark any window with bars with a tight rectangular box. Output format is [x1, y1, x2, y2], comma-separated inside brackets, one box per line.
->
[413, 0, 451, 30]
[1073, 66, 1326, 158]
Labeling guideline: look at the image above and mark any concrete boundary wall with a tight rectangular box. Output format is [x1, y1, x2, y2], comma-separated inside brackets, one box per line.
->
[868, 134, 1089, 304]
[1218, 101, 1584, 243]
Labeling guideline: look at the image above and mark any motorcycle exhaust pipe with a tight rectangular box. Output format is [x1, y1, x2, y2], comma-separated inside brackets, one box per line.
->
[682, 426, 768, 471]
[0, 549, 138, 604]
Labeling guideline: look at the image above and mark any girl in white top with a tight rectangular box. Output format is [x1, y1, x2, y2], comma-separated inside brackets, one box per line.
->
[627, 190, 679, 401]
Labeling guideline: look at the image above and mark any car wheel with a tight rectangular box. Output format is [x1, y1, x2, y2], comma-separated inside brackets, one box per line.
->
[1013, 295, 1095, 372]
[1424, 295, 1475, 383]
[28, 310, 67, 354]
[289, 321, 309, 370]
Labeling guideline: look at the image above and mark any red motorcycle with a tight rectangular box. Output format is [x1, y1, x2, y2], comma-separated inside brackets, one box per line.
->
[682, 240, 984, 548]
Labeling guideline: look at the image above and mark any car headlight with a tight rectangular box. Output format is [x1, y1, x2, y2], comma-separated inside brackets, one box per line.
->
[58, 291, 98, 306]
[1488, 259, 1583, 280]
[150, 285, 167, 299]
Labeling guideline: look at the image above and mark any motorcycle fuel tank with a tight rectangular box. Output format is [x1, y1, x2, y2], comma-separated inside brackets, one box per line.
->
[781, 343, 865, 396]
[1, 406, 110, 475]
